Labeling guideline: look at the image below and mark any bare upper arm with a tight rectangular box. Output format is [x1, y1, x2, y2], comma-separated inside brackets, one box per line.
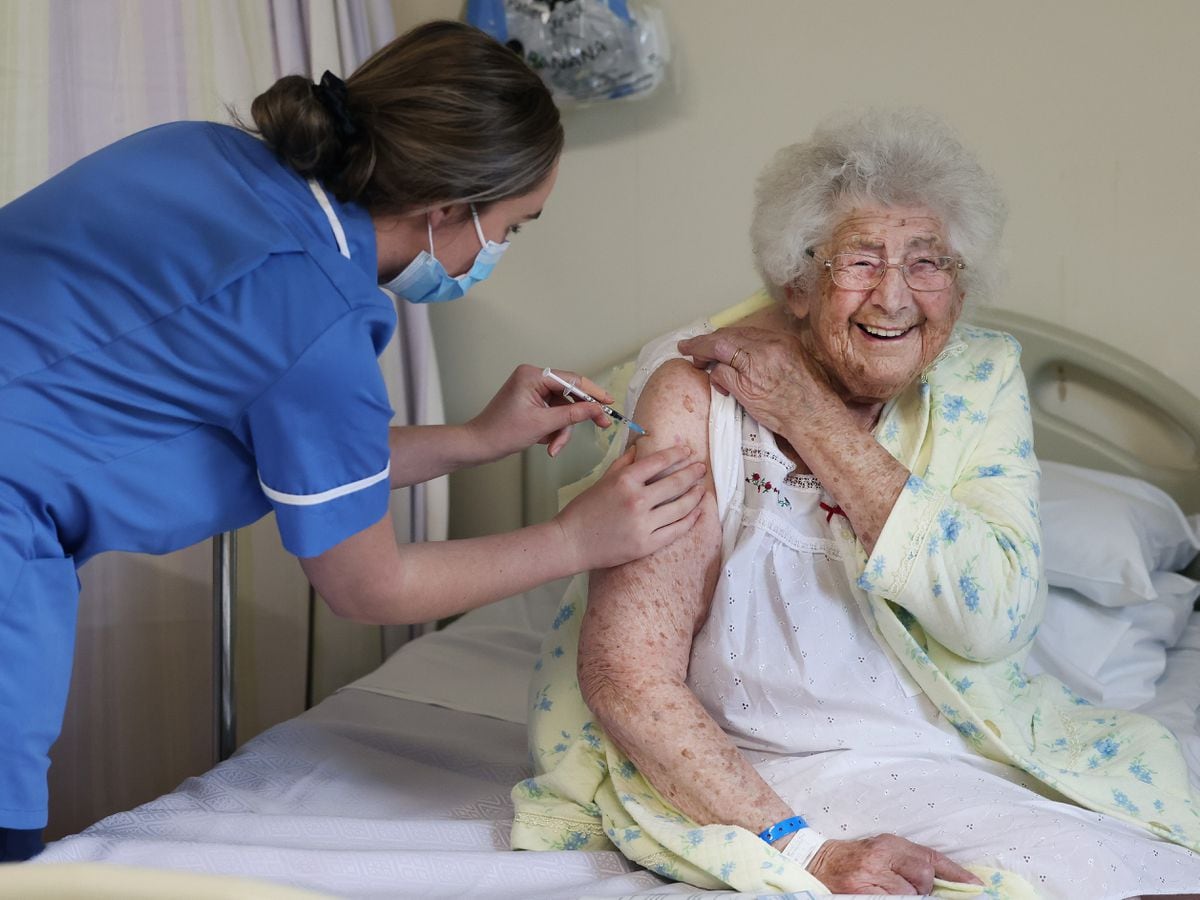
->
[299, 514, 402, 623]
[579, 359, 722, 694]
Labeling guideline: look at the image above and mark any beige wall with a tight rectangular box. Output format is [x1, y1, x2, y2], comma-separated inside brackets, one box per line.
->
[394, 0, 1200, 540]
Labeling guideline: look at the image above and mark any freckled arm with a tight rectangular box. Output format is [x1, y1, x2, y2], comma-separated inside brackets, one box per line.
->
[578, 359, 795, 835]
[784, 399, 909, 555]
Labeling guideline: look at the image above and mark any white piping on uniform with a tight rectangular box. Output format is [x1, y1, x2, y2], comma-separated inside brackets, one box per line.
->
[259, 463, 390, 506]
[307, 179, 351, 259]
[288, 180, 387, 506]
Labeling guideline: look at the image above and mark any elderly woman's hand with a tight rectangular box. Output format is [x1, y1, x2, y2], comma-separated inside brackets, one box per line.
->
[676, 326, 841, 440]
[807, 834, 982, 895]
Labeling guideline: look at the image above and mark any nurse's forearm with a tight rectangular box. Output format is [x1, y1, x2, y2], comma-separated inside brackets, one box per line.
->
[386, 424, 488, 488]
[302, 514, 584, 625]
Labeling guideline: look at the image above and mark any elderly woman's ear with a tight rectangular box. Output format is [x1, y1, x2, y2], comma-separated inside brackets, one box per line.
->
[782, 282, 812, 321]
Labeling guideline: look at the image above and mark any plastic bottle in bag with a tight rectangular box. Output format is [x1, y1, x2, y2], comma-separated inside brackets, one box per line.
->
[467, 0, 669, 106]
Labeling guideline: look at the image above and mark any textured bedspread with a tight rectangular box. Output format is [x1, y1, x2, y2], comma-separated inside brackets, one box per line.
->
[37, 691, 668, 899]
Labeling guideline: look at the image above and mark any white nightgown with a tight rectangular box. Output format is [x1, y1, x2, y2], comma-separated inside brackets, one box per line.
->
[685, 414, 1200, 899]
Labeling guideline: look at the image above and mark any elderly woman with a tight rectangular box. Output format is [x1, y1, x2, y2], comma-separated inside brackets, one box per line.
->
[524, 110, 1200, 898]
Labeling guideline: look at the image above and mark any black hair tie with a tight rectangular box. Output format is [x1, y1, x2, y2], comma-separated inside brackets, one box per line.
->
[312, 70, 359, 141]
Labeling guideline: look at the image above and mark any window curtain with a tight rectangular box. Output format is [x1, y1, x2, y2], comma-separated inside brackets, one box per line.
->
[1, 0, 446, 838]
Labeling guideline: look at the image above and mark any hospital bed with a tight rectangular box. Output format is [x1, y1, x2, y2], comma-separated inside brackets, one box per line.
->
[22, 306, 1200, 899]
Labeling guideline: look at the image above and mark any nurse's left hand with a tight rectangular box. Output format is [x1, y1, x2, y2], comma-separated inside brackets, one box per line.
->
[465, 365, 614, 462]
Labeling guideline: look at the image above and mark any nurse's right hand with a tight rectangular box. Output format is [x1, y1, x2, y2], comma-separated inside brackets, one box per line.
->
[554, 444, 706, 571]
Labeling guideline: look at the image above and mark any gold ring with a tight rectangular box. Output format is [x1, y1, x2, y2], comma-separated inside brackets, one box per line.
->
[730, 348, 748, 370]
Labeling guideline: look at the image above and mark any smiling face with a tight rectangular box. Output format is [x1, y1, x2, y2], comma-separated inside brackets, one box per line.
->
[785, 204, 965, 406]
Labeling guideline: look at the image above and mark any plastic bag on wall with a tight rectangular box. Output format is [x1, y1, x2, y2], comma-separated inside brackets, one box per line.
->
[467, 0, 669, 106]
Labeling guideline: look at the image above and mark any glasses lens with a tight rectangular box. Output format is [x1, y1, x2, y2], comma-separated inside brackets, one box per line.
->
[829, 254, 960, 291]
[904, 256, 955, 291]
[831, 253, 883, 290]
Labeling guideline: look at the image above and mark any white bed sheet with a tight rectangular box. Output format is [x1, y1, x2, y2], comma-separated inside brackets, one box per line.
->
[1138, 612, 1200, 788]
[38, 689, 672, 899]
[38, 596, 1200, 900]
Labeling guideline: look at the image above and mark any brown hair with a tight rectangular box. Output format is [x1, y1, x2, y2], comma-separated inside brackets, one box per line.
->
[246, 20, 563, 216]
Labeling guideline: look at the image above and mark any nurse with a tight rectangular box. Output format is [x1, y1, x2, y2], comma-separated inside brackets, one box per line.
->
[0, 20, 706, 860]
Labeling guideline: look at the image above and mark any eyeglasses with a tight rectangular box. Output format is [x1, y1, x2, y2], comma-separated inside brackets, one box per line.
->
[810, 250, 966, 292]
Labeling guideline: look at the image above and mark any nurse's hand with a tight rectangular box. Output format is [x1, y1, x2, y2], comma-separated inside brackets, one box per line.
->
[806, 834, 981, 895]
[554, 444, 706, 570]
[465, 365, 616, 463]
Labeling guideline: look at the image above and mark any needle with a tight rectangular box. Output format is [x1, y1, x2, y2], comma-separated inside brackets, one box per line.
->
[541, 367, 648, 436]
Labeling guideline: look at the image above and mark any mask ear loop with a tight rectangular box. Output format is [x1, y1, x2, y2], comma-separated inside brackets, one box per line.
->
[426, 214, 436, 255]
[469, 203, 488, 249]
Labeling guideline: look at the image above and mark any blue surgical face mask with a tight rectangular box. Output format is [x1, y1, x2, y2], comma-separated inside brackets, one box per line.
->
[383, 204, 509, 303]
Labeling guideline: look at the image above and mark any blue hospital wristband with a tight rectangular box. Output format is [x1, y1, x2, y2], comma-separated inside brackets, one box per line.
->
[757, 814, 808, 844]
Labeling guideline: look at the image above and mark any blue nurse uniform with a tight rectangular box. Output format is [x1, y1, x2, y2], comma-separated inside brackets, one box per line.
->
[0, 122, 397, 838]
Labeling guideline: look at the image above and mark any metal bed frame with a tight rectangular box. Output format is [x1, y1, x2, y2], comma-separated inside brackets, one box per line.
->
[212, 532, 236, 762]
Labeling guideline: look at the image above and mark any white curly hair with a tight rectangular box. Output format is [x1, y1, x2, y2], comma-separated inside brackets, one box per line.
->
[750, 108, 1007, 303]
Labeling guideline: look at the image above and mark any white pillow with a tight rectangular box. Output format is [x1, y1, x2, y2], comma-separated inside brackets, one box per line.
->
[1040, 461, 1200, 607]
[1027, 572, 1200, 709]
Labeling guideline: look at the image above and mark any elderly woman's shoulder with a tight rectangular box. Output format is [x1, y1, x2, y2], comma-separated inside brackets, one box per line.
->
[629, 359, 712, 460]
[640, 358, 712, 410]
[954, 322, 1022, 354]
[931, 323, 1024, 389]
[955, 323, 1023, 361]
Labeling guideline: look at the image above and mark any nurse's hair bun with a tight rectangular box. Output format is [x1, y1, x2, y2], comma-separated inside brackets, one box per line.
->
[250, 74, 348, 182]
[244, 20, 563, 217]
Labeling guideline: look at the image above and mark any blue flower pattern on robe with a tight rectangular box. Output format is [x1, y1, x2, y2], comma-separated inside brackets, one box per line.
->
[959, 571, 982, 611]
[552, 602, 575, 630]
[1129, 757, 1156, 785]
[966, 359, 995, 382]
[941, 393, 969, 422]
[939, 509, 962, 543]
[1008, 438, 1032, 458]
[857, 555, 886, 591]
[1112, 790, 1140, 815]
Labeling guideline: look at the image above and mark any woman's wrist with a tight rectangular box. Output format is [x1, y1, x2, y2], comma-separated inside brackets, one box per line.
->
[445, 420, 505, 469]
[526, 517, 584, 583]
[779, 827, 828, 870]
[758, 812, 827, 869]
[549, 504, 590, 576]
